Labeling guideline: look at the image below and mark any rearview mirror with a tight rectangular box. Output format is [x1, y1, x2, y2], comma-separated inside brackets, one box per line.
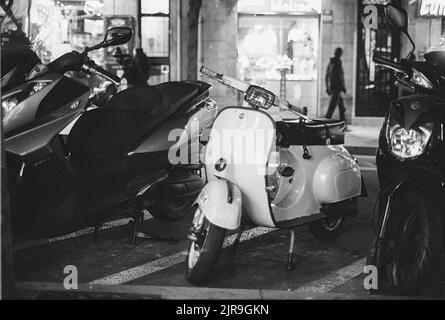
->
[85, 27, 133, 53]
[103, 27, 133, 48]
[385, 4, 408, 33]
[385, 4, 415, 55]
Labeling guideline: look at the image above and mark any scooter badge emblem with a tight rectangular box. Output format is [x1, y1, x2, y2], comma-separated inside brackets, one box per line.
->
[215, 158, 227, 172]
[239, 113, 245, 119]
[410, 101, 421, 110]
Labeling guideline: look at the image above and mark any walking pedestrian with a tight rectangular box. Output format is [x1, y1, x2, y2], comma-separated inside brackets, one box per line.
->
[325, 47, 349, 130]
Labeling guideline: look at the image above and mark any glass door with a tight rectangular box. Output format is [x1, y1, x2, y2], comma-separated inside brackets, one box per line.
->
[356, 0, 400, 117]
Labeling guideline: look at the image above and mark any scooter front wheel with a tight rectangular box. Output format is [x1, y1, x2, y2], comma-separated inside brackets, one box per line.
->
[186, 216, 226, 285]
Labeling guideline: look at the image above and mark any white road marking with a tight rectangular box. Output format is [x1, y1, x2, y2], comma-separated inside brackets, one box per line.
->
[14, 212, 153, 252]
[89, 227, 274, 285]
[293, 258, 366, 294]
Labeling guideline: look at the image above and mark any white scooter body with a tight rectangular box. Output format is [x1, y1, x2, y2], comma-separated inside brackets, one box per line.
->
[195, 107, 362, 230]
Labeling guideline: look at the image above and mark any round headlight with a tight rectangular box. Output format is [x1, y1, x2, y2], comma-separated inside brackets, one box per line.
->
[389, 124, 432, 159]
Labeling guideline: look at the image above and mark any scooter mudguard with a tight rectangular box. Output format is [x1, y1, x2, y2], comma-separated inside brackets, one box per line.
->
[193, 179, 242, 231]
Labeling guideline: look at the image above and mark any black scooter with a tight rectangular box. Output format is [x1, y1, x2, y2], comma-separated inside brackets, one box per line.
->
[368, 4, 444, 296]
[2, 6, 217, 241]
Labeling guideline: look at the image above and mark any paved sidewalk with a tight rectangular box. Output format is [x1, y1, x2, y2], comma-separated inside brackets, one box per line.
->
[345, 125, 380, 156]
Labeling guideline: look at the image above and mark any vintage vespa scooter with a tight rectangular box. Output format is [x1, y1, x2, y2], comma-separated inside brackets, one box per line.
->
[185, 67, 366, 284]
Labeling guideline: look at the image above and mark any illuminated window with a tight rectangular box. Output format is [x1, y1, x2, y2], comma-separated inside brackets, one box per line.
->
[140, 0, 169, 84]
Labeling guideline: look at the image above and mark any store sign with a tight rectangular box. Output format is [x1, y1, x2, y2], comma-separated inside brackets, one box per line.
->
[270, 0, 321, 13]
[238, 0, 321, 14]
[419, 0, 445, 16]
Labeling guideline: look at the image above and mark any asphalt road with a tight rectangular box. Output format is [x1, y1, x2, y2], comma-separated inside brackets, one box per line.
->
[12, 156, 445, 299]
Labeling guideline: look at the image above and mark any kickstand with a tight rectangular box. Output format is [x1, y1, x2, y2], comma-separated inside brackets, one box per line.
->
[129, 209, 159, 244]
[287, 229, 296, 270]
[129, 209, 178, 244]
[231, 225, 245, 255]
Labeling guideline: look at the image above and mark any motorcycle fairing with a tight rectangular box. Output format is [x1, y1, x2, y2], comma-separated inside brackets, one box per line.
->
[389, 94, 445, 130]
[4, 74, 88, 161]
[205, 107, 276, 228]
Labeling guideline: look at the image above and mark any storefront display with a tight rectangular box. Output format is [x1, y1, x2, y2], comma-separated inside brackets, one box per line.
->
[237, 0, 321, 112]
[29, 0, 105, 65]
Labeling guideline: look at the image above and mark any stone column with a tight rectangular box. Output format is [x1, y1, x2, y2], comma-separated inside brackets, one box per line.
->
[200, 0, 239, 107]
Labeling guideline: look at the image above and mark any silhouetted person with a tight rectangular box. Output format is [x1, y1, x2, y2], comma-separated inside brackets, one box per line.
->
[113, 47, 147, 86]
[134, 48, 151, 81]
[325, 47, 347, 126]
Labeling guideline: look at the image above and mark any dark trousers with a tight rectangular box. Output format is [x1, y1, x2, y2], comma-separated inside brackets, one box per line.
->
[325, 90, 346, 122]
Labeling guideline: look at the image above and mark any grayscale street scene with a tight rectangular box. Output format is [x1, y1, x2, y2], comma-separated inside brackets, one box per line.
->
[2, 0, 445, 302]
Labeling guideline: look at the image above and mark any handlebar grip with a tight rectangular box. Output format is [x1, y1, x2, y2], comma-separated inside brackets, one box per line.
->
[373, 56, 402, 71]
[94, 66, 121, 84]
[200, 66, 223, 80]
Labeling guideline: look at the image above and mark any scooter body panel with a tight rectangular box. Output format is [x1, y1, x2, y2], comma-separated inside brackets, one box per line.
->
[193, 179, 242, 230]
[204, 107, 277, 228]
[271, 145, 361, 224]
[202, 107, 362, 229]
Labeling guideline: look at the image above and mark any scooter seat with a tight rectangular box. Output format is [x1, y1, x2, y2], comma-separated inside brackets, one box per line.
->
[276, 119, 345, 146]
[66, 82, 200, 158]
[155, 82, 199, 111]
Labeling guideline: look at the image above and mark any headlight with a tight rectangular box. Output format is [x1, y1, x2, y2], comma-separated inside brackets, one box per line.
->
[245, 85, 275, 109]
[388, 123, 434, 159]
[1, 81, 50, 119]
[411, 68, 433, 89]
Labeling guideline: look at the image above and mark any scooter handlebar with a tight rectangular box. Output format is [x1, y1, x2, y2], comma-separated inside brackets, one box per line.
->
[373, 56, 405, 73]
[90, 65, 121, 84]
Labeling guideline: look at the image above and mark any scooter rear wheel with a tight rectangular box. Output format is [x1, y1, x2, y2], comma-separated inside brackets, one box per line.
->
[147, 196, 194, 221]
[308, 216, 346, 241]
[186, 216, 226, 285]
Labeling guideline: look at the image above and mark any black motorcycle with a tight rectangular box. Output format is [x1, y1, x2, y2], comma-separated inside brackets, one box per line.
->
[368, 4, 444, 295]
[2, 2, 217, 241]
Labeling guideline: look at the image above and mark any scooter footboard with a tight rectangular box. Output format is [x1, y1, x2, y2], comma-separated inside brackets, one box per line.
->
[193, 179, 242, 230]
[313, 154, 362, 204]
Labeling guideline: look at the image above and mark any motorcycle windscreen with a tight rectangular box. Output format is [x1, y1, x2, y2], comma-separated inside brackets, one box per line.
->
[205, 107, 276, 228]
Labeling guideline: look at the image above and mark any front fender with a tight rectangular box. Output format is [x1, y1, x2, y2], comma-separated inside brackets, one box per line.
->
[193, 179, 242, 231]
[381, 165, 443, 201]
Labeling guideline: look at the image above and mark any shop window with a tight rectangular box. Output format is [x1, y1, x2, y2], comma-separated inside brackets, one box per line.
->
[140, 0, 170, 85]
[238, 15, 319, 82]
[28, 0, 105, 65]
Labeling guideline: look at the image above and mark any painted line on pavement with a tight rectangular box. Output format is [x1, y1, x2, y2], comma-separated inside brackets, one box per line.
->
[293, 258, 366, 294]
[89, 227, 275, 286]
[14, 212, 153, 252]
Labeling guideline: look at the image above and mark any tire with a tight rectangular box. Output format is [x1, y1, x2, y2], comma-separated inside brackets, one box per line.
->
[367, 187, 442, 296]
[309, 216, 346, 241]
[186, 216, 227, 285]
[147, 195, 194, 221]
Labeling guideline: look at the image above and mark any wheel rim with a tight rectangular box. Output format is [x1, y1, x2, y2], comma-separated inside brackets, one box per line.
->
[188, 219, 209, 269]
[321, 216, 343, 231]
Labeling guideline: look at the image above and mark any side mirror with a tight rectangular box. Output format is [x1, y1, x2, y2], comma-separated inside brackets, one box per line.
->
[385, 4, 415, 55]
[85, 27, 133, 53]
[103, 27, 133, 48]
[385, 4, 408, 32]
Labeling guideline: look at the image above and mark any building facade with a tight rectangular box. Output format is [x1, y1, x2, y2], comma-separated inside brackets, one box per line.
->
[3, 0, 444, 125]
